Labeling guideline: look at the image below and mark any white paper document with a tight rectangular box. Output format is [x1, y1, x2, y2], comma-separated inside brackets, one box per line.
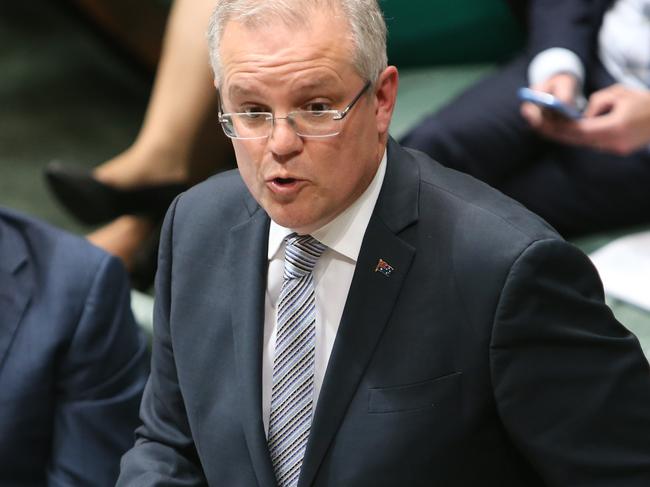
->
[589, 231, 650, 312]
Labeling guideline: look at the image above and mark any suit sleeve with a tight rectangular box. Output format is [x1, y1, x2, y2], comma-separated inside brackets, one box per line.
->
[525, 0, 609, 64]
[490, 238, 650, 485]
[117, 198, 208, 486]
[48, 253, 149, 487]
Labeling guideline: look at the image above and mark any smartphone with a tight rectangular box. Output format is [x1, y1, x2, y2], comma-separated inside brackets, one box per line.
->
[517, 87, 582, 120]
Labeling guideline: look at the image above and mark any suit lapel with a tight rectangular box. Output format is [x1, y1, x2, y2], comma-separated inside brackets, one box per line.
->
[228, 204, 277, 487]
[0, 221, 31, 372]
[299, 140, 420, 487]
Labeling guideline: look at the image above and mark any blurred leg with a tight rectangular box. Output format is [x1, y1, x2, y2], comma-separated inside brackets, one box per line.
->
[59, 0, 231, 288]
[95, 0, 233, 189]
[400, 54, 650, 236]
[401, 56, 545, 187]
[87, 215, 155, 271]
[501, 146, 650, 237]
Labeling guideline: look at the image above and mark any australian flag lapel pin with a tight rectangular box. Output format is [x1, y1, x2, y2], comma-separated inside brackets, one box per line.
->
[374, 258, 394, 277]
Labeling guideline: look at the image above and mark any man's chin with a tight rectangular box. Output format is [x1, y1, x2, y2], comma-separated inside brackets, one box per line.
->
[267, 209, 320, 234]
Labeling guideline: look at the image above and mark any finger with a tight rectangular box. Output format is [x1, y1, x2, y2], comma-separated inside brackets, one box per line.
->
[584, 90, 617, 117]
[549, 74, 578, 104]
[530, 80, 553, 94]
[520, 102, 543, 128]
[532, 112, 581, 143]
[540, 117, 576, 137]
[535, 126, 582, 145]
[562, 115, 619, 148]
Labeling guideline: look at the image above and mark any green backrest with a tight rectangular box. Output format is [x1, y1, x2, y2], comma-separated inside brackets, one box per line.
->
[381, 0, 523, 67]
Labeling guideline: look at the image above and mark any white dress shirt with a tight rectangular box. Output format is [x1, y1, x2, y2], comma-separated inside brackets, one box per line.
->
[262, 150, 387, 436]
[528, 47, 585, 88]
[599, 0, 650, 89]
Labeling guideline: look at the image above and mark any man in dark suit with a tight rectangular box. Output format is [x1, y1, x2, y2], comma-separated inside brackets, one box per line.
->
[403, 0, 650, 237]
[0, 207, 149, 485]
[118, 0, 650, 485]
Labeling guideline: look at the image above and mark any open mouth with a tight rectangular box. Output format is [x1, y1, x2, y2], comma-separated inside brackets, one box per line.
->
[274, 177, 297, 185]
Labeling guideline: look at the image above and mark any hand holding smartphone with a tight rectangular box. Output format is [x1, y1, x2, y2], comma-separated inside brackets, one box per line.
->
[517, 87, 583, 120]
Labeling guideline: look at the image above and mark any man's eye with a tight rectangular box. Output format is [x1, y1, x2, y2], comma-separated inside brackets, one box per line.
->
[304, 102, 331, 112]
[241, 107, 268, 117]
[242, 112, 265, 120]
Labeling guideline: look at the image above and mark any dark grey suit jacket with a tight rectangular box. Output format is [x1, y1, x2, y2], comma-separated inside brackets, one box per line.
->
[0, 208, 148, 486]
[119, 140, 650, 486]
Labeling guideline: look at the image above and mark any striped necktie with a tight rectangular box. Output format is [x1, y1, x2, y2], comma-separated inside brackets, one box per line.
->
[268, 233, 327, 487]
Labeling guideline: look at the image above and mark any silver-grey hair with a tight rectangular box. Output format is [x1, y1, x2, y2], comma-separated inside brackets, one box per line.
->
[207, 0, 387, 87]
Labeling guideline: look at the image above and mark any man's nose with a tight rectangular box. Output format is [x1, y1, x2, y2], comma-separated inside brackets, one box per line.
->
[268, 117, 302, 157]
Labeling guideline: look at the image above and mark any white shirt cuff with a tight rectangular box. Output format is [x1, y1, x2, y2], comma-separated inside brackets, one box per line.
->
[528, 47, 585, 87]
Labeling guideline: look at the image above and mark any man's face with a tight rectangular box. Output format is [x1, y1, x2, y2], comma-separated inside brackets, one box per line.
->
[217, 11, 396, 234]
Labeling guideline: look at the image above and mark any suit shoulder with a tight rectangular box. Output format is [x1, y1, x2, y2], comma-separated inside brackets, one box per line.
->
[172, 169, 254, 224]
[0, 208, 125, 294]
[178, 169, 247, 205]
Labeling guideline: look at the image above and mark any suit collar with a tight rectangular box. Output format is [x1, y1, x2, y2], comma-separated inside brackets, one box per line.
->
[0, 213, 29, 275]
[299, 138, 419, 486]
[373, 137, 420, 234]
[0, 216, 32, 372]
[228, 207, 277, 487]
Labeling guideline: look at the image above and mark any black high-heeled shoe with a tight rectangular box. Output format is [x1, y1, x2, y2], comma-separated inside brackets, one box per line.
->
[44, 161, 190, 225]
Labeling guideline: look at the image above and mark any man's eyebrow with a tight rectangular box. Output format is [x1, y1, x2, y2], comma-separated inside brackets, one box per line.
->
[292, 77, 338, 93]
[226, 78, 342, 104]
[227, 85, 260, 99]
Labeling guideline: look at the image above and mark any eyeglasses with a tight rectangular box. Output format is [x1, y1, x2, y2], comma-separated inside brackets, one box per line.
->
[218, 81, 371, 140]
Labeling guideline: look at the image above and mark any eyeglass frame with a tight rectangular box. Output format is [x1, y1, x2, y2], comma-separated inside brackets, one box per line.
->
[217, 80, 372, 140]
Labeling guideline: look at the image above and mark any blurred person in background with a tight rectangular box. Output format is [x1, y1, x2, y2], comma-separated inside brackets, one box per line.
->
[402, 0, 650, 236]
[45, 0, 232, 289]
[0, 207, 149, 485]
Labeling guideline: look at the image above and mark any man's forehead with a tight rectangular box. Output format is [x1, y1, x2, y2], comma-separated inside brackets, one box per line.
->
[218, 14, 356, 95]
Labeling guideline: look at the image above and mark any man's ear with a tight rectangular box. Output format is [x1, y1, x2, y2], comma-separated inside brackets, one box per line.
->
[374, 66, 399, 136]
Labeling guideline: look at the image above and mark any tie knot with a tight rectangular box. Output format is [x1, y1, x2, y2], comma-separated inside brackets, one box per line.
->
[283, 234, 326, 279]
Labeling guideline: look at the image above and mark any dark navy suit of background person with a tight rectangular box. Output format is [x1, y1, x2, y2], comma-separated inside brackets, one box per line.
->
[402, 0, 650, 236]
[0, 207, 148, 486]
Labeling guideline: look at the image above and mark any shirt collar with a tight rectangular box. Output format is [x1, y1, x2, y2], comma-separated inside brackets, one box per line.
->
[268, 149, 387, 262]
